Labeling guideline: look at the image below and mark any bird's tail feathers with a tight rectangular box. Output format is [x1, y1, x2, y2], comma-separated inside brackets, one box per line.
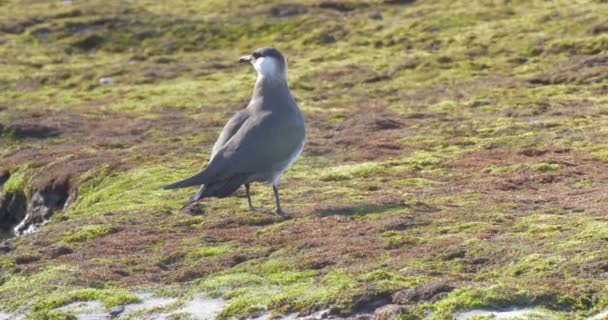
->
[200, 175, 246, 198]
[179, 175, 246, 210]
[163, 170, 210, 190]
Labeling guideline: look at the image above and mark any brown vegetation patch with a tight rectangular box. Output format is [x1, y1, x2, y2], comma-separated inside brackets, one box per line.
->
[528, 55, 608, 85]
[448, 149, 608, 216]
[306, 108, 410, 161]
[392, 282, 455, 304]
[259, 215, 386, 269]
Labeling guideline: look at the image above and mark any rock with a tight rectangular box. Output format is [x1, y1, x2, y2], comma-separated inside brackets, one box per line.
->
[14, 182, 74, 235]
[373, 304, 404, 320]
[99, 76, 113, 85]
[0, 191, 27, 233]
[351, 293, 392, 314]
[109, 305, 125, 318]
[392, 282, 455, 304]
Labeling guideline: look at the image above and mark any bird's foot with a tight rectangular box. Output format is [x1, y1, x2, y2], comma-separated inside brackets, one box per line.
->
[248, 206, 262, 212]
[275, 209, 287, 216]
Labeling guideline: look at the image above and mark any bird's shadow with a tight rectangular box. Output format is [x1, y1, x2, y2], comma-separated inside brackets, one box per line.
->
[316, 202, 404, 218]
[316, 200, 441, 218]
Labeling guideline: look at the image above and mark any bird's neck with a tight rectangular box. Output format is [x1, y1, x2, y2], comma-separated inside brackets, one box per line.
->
[252, 76, 291, 103]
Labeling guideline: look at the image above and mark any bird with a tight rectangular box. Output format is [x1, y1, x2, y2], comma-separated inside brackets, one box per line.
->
[163, 47, 306, 215]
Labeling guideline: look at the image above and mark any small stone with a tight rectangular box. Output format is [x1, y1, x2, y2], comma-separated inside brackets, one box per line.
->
[99, 77, 113, 85]
[109, 305, 124, 318]
[373, 304, 403, 320]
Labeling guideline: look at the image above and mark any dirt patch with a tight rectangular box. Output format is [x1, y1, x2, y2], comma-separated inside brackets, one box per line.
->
[306, 108, 410, 161]
[448, 148, 608, 215]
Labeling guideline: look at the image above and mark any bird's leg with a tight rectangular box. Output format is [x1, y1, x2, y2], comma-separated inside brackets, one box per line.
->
[245, 183, 259, 212]
[273, 184, 286, 215]
[180, 185, 205, 212]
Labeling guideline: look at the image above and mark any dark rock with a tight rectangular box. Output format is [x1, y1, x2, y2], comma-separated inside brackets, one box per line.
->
[352, 294, 392, 314]
[392, 282, 455, 304]
[271, 4, 308, 17]
[0, 171, 10, 188]
[14, 179, 75, 235]
[109, 305, 125, 318]
[0, 191, 27, 233]
[373, 304, 404, 320]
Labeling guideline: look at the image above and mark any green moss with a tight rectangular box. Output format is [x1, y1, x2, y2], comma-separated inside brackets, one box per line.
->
[61, 224, 117, 243]
[591, 148, 608, 163]
[34, 288, 140, 311]
[0, 265, 137, 316]
[319, 162, 385, 181]
[482, 164, 526, 175]
[70, 164, 199, 216]
[428, 286, 538, 319]
[531, 163, 561, 172]
[186, 244, 234, 260]
[2, 167, 33, 194]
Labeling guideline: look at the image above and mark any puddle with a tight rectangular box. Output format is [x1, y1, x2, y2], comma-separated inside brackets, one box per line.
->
[455, 308, 553, 320]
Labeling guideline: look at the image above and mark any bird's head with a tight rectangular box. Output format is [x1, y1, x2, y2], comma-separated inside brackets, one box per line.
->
[240, 47, 288, 82]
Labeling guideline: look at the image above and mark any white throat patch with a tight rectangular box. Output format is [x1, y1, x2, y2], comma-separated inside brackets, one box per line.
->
[253, 56, 281, 79]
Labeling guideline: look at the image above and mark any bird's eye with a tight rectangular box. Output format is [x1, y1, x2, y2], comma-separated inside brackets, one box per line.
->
[252, 52, 261, 59]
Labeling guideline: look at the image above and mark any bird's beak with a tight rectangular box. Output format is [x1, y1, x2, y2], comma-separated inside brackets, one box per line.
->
[239, 55, 252, 64]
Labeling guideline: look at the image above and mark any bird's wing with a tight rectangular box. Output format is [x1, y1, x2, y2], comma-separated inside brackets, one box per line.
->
[204, 110, 305, 182]
[210, 109, 250, 161]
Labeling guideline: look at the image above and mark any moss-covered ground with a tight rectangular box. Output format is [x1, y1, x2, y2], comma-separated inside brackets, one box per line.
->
[1, 0, 608, 318]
